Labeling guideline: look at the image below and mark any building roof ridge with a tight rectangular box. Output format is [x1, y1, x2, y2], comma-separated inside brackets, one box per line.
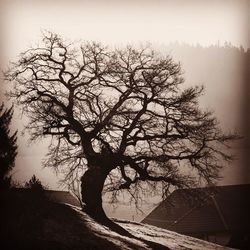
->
[211, 195, 229, 231]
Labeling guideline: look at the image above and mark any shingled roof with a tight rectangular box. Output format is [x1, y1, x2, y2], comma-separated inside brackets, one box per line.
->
[45, 190, 81, 207]
[142, 184, 250, 234]
[5, 188, 81, 207]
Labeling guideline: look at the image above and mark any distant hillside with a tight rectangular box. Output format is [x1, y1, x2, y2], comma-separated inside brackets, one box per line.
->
[0, 190, 234, 250]
[158, 43, 248, 132]
[159, 43, 250, 186]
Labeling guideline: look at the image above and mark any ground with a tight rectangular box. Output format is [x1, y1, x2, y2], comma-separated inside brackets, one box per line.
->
[0, 190, 235, 250]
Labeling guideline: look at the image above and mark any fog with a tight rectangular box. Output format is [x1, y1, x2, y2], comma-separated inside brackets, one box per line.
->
[0, 0, 249, 220]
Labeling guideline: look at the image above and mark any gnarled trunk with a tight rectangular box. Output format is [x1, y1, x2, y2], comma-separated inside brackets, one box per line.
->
[80, 166, 109, 221]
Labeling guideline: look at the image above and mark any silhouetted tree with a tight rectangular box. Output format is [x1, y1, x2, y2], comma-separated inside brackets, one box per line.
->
[25, 174, 44, 191]
[5, 32, 238, 221]
[0, 104, 17, 189]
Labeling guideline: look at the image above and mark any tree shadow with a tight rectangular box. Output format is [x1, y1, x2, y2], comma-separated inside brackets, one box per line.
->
[1, 190, 121, 250]
[81, 207, 170, 250]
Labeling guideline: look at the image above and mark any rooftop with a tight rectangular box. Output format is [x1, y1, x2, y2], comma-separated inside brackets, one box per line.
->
[142, 184, 250, 234]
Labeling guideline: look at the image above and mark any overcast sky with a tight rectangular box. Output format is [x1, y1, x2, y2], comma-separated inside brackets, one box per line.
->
[1, 0, 249, 62]
[0, 0, 249, 192]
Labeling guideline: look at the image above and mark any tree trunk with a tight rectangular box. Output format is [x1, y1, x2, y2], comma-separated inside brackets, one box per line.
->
[80, 166, 108, 221]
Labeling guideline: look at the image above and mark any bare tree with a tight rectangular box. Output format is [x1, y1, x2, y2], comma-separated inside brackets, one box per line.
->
[5, 32, 237, 221]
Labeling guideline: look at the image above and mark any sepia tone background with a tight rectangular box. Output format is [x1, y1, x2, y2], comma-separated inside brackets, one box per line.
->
[0, 0, 249, 220]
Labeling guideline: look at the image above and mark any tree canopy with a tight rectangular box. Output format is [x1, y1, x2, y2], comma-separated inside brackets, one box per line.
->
[5, 32, 237, 219]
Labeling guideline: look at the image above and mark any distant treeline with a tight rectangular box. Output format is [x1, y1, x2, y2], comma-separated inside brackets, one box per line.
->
[154, 42, 249, 134]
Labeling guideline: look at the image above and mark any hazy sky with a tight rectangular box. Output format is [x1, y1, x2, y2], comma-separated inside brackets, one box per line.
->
[1, 0, 249, 63]
[0, 0, 249, 192]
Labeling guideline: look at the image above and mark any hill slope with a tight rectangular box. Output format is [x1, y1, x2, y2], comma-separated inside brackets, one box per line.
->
[1, 190, 234, 250]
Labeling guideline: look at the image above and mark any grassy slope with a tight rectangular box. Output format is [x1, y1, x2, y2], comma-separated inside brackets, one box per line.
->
[0, 190, 235, 250]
